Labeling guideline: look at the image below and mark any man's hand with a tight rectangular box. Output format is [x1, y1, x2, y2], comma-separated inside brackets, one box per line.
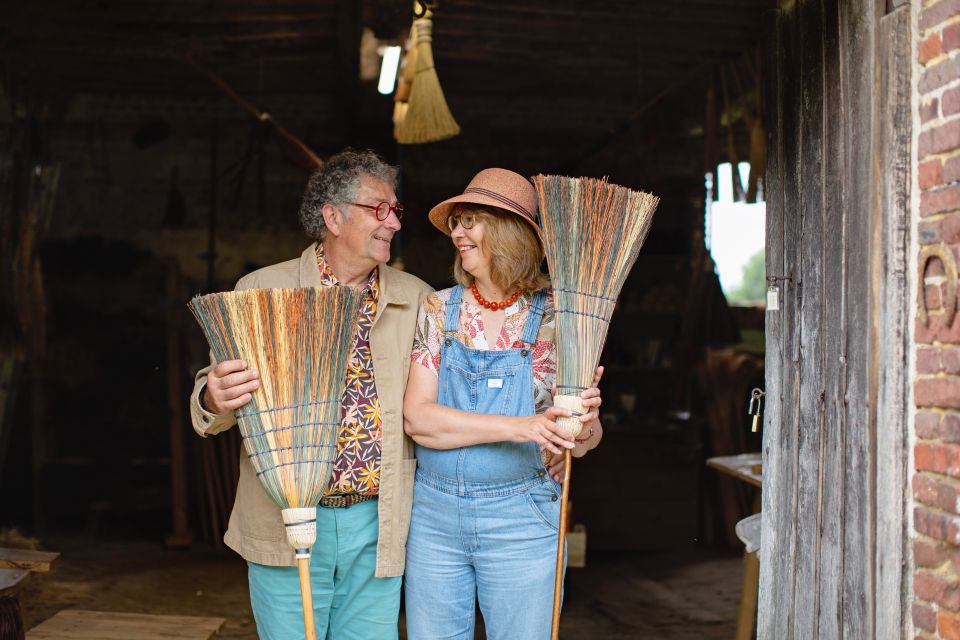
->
[203, 360, 259, 414]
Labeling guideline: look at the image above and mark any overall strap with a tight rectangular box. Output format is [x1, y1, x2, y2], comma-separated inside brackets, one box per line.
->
[519, 289, 548, 345]
[443, 285, 464, 336]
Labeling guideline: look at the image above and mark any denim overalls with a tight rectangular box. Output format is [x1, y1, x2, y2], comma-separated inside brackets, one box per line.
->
[404, 285, 564, 640]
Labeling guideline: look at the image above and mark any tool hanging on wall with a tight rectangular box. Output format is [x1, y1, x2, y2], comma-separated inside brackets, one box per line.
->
[394, 1, 461, 144]
[748, 388, 765, 433]
[185, 54, 322, 172]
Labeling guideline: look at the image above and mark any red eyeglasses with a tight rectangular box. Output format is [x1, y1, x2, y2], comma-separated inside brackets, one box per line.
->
[348, 201, 404, 221]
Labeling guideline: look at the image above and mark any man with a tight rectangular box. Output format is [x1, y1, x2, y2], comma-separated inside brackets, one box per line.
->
[190, 149, 432, 640]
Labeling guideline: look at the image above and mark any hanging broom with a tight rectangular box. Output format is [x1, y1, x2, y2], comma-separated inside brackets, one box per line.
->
[188, 286, 361, 640]
[533, 175, 659, 640]
[393, 24, 416, 132]
[394, 3, 460, 144]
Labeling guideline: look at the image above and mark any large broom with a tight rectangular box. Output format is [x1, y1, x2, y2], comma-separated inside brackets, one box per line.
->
[533, 175, 659, 640]
[188, 287, 361, 640]
[394, 3, 460, 144]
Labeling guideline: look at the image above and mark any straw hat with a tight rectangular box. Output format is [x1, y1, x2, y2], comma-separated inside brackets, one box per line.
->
[427, 168, 541, 241]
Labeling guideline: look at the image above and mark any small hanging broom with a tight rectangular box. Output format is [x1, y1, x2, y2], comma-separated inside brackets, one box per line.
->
[533, 175, 659, 640]
[188, 287, 361, 640]
[394, 2, 460, 144]
[393, 24, 417, 132]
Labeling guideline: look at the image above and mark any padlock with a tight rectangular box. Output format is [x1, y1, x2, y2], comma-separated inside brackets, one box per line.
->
[748, 388, 765, 433]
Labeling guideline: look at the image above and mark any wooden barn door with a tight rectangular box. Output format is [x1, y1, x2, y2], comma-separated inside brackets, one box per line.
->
[760, 0, 910, 637]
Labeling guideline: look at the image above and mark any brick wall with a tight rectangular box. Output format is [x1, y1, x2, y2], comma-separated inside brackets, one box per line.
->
[915, 2, 960, 638]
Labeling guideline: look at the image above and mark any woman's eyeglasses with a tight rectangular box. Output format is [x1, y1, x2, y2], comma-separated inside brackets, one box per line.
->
[348, 201, 404, 221]
[447, 212, 479, 231]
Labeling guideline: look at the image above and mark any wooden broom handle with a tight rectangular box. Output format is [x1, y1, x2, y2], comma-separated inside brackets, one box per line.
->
[297, 557, 318, 640]
[551, 449, 573, 640]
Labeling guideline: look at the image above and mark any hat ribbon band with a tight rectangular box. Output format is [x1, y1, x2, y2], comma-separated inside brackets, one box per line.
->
[463, 187, 534, 221]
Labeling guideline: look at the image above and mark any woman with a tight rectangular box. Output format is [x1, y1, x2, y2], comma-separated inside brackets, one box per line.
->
[403, 168, 603, 639]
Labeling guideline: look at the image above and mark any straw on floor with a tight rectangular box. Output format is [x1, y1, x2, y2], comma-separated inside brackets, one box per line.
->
[188, 286, 361, 640]
[394, 5, 460, 144]
[533, 175, 659, 640]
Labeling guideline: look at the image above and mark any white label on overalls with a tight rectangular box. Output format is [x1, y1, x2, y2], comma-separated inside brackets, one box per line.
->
[488, 378, 503, 388]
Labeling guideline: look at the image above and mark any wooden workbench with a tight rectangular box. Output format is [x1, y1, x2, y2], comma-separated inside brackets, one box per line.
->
[27, 610, 226, 639]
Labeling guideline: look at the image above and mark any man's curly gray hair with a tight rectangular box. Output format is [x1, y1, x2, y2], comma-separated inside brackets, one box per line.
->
[298, 149, 399, 241]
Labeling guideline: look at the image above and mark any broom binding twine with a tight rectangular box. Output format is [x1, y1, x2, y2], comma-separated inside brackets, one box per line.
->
[283, 507, 318, 559]
[553, 394, 584, 438]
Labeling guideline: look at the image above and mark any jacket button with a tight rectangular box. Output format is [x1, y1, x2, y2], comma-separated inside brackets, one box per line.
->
[444, 338, 452, 346]
[551, 494, 558, 502]
[521, 349, 529, 357]
[538, 469, 546, 477]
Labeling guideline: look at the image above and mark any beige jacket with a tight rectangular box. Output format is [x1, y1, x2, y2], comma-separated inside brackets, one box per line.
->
[189, 243, 432, 577]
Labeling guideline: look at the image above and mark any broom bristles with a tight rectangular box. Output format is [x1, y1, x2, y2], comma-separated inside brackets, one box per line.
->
[188, 287, 361, 510]
[533, 176, 660, 394]
[395, 14, 460, 144]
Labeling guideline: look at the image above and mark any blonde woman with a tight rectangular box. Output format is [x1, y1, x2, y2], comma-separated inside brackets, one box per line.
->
[403, 169, 603, 639]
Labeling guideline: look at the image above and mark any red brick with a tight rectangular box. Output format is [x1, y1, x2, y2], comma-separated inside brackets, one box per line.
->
[920, 120, 960, 159]
[923, 99, 941, 124]
[916, 602, 939, 631]
[916, 312, 960, 344]
[945, 87, 960, 117]
[916, 569, 960, 609]
[915, 442, 960, 476]
[927, 256, 948, 277]
[919, 410, 943, 438]
[921, 219, 943, 244]
[945, 413, 960, 443]
[916, 379, 960, 411]
[945, 350, 960, 375]
[921, 58, 960, 94]
[938, 477, 960, 514]
[917, 473, 942, 505]
[916, 538, 948, 568]
[945, 23, 960, 52]
[922, 186, 960, 216]
[923, 32, 945, 64]
[917, 506, 950, 541]
[920, 348, 945, 373]
[922, 0, 960, 32]
[940, 608, 960, 638]
[946, 155, 960, 183]
[923, 159, 946, 190]
[928, 284, 945, 310]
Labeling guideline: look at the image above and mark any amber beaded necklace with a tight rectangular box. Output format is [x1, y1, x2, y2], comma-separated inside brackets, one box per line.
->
[470, 282, 522, 311]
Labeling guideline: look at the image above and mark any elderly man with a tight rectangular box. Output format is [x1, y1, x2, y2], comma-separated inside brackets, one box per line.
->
[190, 149, 432, 640]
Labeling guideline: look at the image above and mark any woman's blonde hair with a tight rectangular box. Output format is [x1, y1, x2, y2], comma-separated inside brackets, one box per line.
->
[451, 204, 550, 293]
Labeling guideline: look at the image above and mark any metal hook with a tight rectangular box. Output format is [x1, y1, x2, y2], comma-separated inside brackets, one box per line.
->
[413, 0, 432, 18]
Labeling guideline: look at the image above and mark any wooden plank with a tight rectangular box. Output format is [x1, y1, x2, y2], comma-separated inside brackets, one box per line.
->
[27, 610, 226, 640]
[816, 0, 846, 636]
[706, 453, 762, 488]
[874, 5, 910, 636]
[0, 569, 29, 595]
[839, 0, 880, 637]
[0, 548, 60, 573]
[793, 0, 827, 636]
[758, 7, 788, 638]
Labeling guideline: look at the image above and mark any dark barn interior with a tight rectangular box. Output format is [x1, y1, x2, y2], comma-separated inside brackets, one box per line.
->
[1, 1, 775, 637]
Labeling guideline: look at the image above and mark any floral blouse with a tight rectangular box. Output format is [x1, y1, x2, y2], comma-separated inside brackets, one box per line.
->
[410, 286, 557, 413]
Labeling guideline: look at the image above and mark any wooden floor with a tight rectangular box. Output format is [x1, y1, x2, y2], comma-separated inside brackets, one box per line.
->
[16, 536, 742, 639]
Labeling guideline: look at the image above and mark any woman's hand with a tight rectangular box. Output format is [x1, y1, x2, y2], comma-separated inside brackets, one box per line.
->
[573, 366, 604, 457]
[509, 406, 577, 456]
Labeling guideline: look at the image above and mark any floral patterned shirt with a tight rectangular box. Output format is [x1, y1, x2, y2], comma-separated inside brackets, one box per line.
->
[410, 286, 557, 413]
[317, 245, 382, 496]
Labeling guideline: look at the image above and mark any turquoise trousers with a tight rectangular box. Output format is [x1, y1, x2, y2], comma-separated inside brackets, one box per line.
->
[247, 499, 401, 640]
